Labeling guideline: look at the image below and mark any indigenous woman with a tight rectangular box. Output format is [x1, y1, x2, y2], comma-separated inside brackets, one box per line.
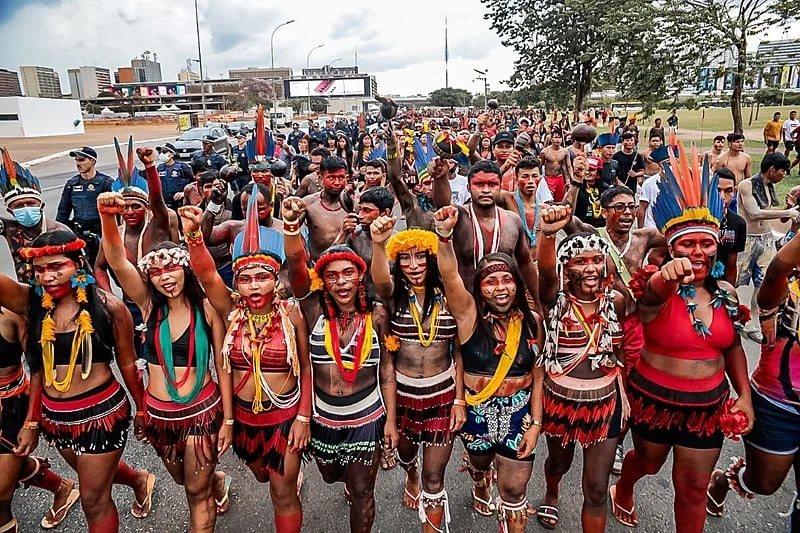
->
[0, 230, 152, 533]
[433, 205, 543, 533]
[370, 217, 466, 533]
[97, 190, 232, 533]
[354, 133, 374, 177]
[178, 187, 311, 533]
[535, 205, 627, 532]
[478, 136, 493, 161]
[282, 195, 398, 533]
[610, 144, 754, 533]
[0, 306, 81, 532]
[336, 133, 354, 170]
[705, 229, 800, 529]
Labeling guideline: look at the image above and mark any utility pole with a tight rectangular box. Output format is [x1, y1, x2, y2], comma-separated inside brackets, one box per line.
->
[445, 16, 450, 88]
[270, 20, 295, 113]
[193, 0, 206, 124]
[473, 69, 488, 109]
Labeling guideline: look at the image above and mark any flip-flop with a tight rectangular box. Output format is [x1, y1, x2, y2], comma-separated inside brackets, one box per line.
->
[536, 504, 559, 530]
[131, 472, 156, 519]
[471, 487, 496, 517]
[609, 484, 638, 528]
[296, 470, 304, 498]
[706, 469, 727, 517]
[403, 487, 421, 510]
[41, 488, 80, 529]
[215, 474, 233, 515]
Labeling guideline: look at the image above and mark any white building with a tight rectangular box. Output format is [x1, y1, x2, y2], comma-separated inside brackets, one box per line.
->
[0, 97, 85, 138]
[67, 66, 111, 100]
[177, 69, 199, 82]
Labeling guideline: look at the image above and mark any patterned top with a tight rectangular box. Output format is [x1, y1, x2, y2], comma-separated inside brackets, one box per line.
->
[310, 314, 381, 369]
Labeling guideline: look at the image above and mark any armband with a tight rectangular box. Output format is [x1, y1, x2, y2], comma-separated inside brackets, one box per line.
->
[206, 201, 223, 215]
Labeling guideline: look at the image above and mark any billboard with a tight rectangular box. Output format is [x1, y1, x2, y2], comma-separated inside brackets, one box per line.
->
[285, 78, 368, 98]
[103, 83, 188, 98]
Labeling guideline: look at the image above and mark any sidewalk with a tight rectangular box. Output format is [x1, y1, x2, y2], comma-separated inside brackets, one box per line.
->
[0, 123, 181, 162]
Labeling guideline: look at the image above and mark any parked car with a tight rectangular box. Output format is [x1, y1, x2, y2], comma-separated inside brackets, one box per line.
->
[172, 127, 231, 161]
[227, 121, 256, 137]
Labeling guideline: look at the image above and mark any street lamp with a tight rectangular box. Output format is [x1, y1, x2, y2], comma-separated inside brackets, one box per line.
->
[193, 0, 206, 125]
[270, 19, 295, 112]
[306, 44, 325, 114]
[474, 68, 489, 109]
[325, 58, 344, 71]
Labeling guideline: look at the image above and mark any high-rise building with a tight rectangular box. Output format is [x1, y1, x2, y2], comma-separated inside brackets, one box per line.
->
[228, 67, 292, 80]
[67, 66, 112, 100]
[177, 69, 199, 82]
[115, 67, 135, 84]
[19, 66, 62, 98]
[131, 53, 162, 83]
[0, 69, 22, 97]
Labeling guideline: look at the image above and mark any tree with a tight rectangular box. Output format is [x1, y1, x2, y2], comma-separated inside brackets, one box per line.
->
[663, 0, 797, 133]
[429, 87, 473, 107]
[310, 97, 328, 113]
[283, 100, 303, 113]
[239, 78, 276, 109]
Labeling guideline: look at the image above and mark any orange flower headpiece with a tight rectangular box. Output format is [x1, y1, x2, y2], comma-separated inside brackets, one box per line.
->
[20, 239, 86, 259]
[385, 229, 438, 262]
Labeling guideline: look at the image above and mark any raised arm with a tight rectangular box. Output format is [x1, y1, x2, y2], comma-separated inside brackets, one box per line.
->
[431, 157, 453, 209]
[201, 180, 232, 245]
[97, 192, 150, 312]
[564, 156, 587, 211]
[738, 180, 800, 222]
[93, 246, 113, 293]
[432, 206, 477, 343]
[179, 206, 233, 319]
[537, 205, 572, 309]
[137, 148, 170, 245]
[281, 196, 311, 297]
[369, 215, 396, 301]
[386, 125, 416, 214]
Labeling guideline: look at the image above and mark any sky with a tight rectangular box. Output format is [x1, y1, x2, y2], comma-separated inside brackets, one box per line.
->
[1, 0, 798, 98]
[0, 0, 517, 96]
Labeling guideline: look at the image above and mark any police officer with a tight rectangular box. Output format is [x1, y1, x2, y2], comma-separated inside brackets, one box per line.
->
[191, 135, 227, 170]
[288, 122, 303, 151]
[56, 146, 113, 266]
[156, 142, 194, 210]
[230, 133, 251, 191]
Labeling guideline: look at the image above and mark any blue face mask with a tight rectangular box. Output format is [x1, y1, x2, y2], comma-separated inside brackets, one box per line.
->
[12, 206, 42, 227]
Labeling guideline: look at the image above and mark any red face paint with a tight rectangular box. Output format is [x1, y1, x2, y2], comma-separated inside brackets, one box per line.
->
[322, 170, 347, 194]
[122, 201, 147, 227]
[44, 283, 73, 300]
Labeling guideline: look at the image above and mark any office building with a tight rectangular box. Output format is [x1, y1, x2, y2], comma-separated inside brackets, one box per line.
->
[228, 67, 292, 80]
[178, 69, 199, 82]
[131, 53, 162, 83]
[114, 67, 135, 84]
[19, 66, 62, 98]
[0, 69, 22, 97]
[67, 66, 111, 100]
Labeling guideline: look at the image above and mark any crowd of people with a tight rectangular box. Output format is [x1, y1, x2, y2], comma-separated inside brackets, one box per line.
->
[0, 100, 798, 533]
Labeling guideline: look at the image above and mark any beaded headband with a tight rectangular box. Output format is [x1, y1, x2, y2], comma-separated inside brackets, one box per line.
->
[478, 262, 512, 280]
[313, 247, 367, 277]
[556, 233, 608, 265]
[137, 247, 190, 274]
[19, 239, 86, 259]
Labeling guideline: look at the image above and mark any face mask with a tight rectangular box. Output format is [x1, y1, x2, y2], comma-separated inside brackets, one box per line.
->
[13, 206, 42, 227]
[158, 152, 171, 163]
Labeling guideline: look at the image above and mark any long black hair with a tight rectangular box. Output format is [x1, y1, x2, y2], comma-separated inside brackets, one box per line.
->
[316, 245, 375, 319]
[390, 251, 444, 322]
[144, 241, 212, 339]
[26, 230, 114, 373]
[472, 252, 538, 343]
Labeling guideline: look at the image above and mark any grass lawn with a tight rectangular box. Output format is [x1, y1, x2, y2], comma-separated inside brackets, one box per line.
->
[637, 106, 800, 133]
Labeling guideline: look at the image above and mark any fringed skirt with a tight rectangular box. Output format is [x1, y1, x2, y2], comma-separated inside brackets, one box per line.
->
[42, 378, 130, 455]
[543, 371, 626, 448]
[628, 360, 728, 449]
[0, 368, 28, 454]
[233, 389, 299, 476]
[310, 385, 385, 467]
[144, 379, 222, 458]
[396, 366, 456, 446]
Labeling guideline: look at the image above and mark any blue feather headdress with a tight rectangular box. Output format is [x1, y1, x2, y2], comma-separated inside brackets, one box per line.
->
[111, 136, 149, 205]
[652, 136, 723, 245]
[0, 147, 41, 204]
[414, 134, 433, 181]
[368, 140, 386, 161]
[232, 184, 284, 275]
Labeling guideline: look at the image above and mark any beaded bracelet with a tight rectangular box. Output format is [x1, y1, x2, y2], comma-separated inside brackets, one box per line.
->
[184, 230, 203, 247]
[23, 421, 39, 430]
[453, 399, 466, 407]
[296, 414, 311, 425]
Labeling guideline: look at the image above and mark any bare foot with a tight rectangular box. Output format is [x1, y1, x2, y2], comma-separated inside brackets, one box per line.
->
[609, 484, 639, 527]
[471, 475, 494, 516]
[52, 478, 76, 512]
[706, 469, 728, 517]
[402, 470, 420, 510]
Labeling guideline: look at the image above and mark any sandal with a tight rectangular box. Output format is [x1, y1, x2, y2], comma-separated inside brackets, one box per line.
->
[706, 470, 727, 517]
[41, 487, 80, 529]
[296, 470, 304, 498]
[403, 487, 421, 510]
[381, 445, 397, 470]
[609, 484, 638, 528]
[536, 504, 559, 530]
[471, 486, 496, 517]
[215, 473, 233, 515]
[131, 472, 156, 519]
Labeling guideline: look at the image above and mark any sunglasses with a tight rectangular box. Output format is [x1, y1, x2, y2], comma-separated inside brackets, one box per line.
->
[606, 204, 637, 213]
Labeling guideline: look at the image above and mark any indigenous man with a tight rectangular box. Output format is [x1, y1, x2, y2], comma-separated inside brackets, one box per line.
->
[715, 168, 747, 286]
[612, 133, 645, 195]
[702, 135, 726, 165]
[715, 133, 753, 184]
[539, 129, 573, 202]
[300, 156, 350, 262]
[735, 152, 799, 342]
[295, 147, 331, 197]
[341, 186, 396, 287]
[385, 125, 434, 231]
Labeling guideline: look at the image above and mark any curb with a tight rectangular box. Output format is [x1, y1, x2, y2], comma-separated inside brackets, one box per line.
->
[21, 136, 176, 167]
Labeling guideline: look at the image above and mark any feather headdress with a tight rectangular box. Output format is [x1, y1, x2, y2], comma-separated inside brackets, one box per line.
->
[232, 183, 284, 274]
[111, 136, 148, 205]
[246, 105, 276, 168]
[652, 133, 723, 245]
[0, 147, 42, 204]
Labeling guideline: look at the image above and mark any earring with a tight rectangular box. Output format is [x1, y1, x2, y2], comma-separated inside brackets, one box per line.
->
[71, 269, 96, 304]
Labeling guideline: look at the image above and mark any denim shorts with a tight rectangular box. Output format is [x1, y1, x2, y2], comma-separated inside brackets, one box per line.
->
[744, 386, 800, 455]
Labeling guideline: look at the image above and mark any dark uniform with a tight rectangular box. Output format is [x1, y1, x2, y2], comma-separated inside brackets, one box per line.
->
[191, 149, 227, 171]
[56, 172, 114, 266]
[158, 161, 194, 210]
[231, 144, 251, 191]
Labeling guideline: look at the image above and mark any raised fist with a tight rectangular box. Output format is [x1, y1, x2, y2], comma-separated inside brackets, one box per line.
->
[136, 147, 156, 166]
[177, 206, 203, 233]
[97, 192, 125, 216]
[433, 205, 459, 233]
[540, 205, 571, 235]
[428, 157, 449, 180]
[210, 179, 227, 205]
[282, 196, 307, 224]
[661, 257, 695, 284]
[370, 215, 396, 245]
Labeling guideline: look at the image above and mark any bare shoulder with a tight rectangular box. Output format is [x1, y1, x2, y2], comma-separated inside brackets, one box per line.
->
[99, 289, 128, 317]
[716, 280, 737, 301]
[305, 192, 322, 206]
[738, 179, 753, 193]
[202, 298, 222, 323]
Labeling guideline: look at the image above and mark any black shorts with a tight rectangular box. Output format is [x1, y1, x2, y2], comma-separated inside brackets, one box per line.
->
[785, 141, 795, 151]
[0, 393, 28, 454]
[766, 140, 780, 149]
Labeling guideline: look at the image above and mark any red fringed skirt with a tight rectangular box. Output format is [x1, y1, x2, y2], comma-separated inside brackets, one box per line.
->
[396, 366, 456, 446]
[232, 389, 299, 476]
[543, 371, 627, 448]
[144, 379, 222, 458]
[628, 359, 728, 449]
[42, 378, 130, 455]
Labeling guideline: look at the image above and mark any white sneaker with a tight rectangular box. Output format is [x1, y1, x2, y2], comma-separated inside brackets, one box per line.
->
[613, 443, 624, 476]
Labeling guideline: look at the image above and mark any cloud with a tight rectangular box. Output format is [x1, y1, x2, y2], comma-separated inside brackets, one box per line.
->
[0, 0, 517, 95]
